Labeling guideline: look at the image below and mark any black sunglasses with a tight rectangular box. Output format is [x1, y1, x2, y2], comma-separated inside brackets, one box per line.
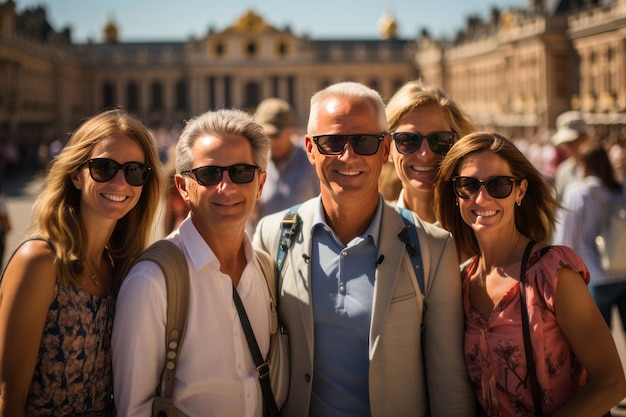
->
[452, 176, 518, 199]
[182, 164, 261, 186]
[391, 131, 457, 155]
[312, 134, 386, 156]
[88, 158, 151, 187]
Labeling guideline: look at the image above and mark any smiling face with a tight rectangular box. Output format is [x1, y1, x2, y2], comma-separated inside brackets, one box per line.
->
[176, 133, 266, 237]
[391, 104, 451, 195]
[305, 96, 389, 209]
[455, 150, 527, 237]
[72, 134, 146, 226]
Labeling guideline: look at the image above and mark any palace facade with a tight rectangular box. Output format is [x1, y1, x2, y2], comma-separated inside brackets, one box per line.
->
[0, 0, 625, 153]
[416, 0, 626, 140]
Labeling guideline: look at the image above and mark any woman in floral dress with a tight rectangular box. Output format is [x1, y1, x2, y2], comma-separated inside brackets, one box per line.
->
[435, 132, 626, 416]
[0, 108, 163, 416]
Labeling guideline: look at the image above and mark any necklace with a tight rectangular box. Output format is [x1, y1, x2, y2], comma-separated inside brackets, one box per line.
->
[84, 261, 101, 287]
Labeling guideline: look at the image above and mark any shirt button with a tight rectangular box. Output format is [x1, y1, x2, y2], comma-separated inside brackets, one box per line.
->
[304, 373, 311, 382]
[341, 251, 348, 257]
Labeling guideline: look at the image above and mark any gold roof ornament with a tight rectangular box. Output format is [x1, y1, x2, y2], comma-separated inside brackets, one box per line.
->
[103, 15, 118, 43]
[231, 10, 270, 34]
[377, 11, 397, 40]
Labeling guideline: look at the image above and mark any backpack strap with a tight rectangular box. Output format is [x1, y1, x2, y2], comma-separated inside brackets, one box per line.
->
[255, 249, 278, 335]
[132, 240, 190, 400]
[397, 207, 425, 295]
[276, 204, 303, 276]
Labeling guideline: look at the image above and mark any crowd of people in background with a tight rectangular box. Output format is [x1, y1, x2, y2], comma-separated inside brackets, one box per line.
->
[1, 80, 626, 416]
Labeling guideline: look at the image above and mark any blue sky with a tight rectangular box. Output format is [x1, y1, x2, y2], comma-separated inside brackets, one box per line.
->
[15, 0, 526, 42]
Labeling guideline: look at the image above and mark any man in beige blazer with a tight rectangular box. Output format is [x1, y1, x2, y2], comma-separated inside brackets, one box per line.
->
[254, 81, 474, 417]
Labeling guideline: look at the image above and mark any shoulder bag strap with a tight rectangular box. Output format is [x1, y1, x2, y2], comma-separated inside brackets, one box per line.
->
[133, 240, 190, 399]
[519, 240, 543, 417]
[232, 286, 280, 417]
[397, 207, 425, 295]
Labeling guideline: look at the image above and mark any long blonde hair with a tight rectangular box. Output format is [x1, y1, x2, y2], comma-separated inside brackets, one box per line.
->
[30, 108, 164, 288]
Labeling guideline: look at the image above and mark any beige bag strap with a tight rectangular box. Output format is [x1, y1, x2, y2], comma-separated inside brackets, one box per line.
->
[133, 240, 190, 399]
[255, 249, 278, 336]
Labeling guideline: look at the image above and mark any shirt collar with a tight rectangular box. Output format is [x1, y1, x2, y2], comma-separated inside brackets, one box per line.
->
[178, 216, 254, 271]
[311, 195, 384, 247]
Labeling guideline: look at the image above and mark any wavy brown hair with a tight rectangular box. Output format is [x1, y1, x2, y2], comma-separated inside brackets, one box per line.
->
[434, 132, 558, 258]
[30, 108, 164, 288]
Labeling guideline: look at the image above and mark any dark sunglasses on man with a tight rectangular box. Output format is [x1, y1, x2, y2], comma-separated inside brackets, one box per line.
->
[182, 164, 262, 186]
[312, 133, 386, 156]
[88, 158, 151, 187]
[391, 131, 457, 155]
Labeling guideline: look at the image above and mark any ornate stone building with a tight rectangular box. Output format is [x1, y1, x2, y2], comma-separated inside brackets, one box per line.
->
[416, 0, 626, 140]
[0, 0, 416, 151]
[1, 0, 625, 155]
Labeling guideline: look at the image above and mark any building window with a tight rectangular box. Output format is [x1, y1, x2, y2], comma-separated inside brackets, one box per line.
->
[208, 76, 216, 110]
[127, 82, 139, 113]
[103, 82, 115, 108]
[224, 76, 232, 108]
[271, 76, 279, 97]
[245, 41, 257, 58]
[287, 76, 296, 108]
[368, 79, 380, 93]
[245, 82, 260, 110]
[215, 41, 226, 58]
[175, 80, 187, 112]
[276, 41, 289, 58]
[151, 82, 163, 111]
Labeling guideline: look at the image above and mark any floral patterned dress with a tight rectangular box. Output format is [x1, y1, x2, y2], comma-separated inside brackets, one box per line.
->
[24, 280, 116, 416]
[463, 245, 590, 417]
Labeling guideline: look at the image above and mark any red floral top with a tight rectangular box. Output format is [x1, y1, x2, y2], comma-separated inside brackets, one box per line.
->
[463, 245, 590, 417]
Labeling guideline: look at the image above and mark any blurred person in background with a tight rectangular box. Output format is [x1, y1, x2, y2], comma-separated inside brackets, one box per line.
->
[553, 143, 626, 330]
[249, 97, 319, 232]
[551, 110, 591, 204]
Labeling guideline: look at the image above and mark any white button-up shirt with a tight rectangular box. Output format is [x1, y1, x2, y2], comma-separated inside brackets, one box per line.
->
[113, 216, 270, 417]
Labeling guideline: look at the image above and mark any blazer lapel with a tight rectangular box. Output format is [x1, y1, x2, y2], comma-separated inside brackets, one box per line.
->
[369, 204, 408, 351]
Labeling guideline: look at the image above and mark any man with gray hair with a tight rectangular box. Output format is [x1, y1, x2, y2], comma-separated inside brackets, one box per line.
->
[254, 82, 474, 416]
[113, 109, 275, 416]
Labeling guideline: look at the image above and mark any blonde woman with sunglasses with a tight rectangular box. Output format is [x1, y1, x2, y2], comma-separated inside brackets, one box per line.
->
[434, 132, 626, 417]
[385, 79, 475, 224]
[0, 108, 163, 417]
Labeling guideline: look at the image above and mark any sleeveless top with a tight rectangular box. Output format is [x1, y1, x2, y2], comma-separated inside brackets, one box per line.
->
[463, 245, 589, 417]
[25, 280, 116, 416]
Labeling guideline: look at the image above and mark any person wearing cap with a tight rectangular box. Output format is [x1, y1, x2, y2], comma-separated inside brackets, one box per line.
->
[552, 110, 591, 203]
[250, 98, 319, 232]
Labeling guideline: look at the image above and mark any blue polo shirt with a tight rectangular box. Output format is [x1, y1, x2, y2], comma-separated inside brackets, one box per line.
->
[309, 196, 383, 417]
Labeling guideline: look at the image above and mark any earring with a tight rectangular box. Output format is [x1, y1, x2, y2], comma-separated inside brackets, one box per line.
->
[455, 200, 459, 206]
[516, 200, 522, 206]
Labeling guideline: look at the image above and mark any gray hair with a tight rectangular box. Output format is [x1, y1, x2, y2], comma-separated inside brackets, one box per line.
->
[307, 82, 387, 134]
[175, 108, 270, 173]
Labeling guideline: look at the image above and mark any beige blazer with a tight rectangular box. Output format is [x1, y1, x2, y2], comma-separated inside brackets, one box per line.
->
[253, 198, 475, 417]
